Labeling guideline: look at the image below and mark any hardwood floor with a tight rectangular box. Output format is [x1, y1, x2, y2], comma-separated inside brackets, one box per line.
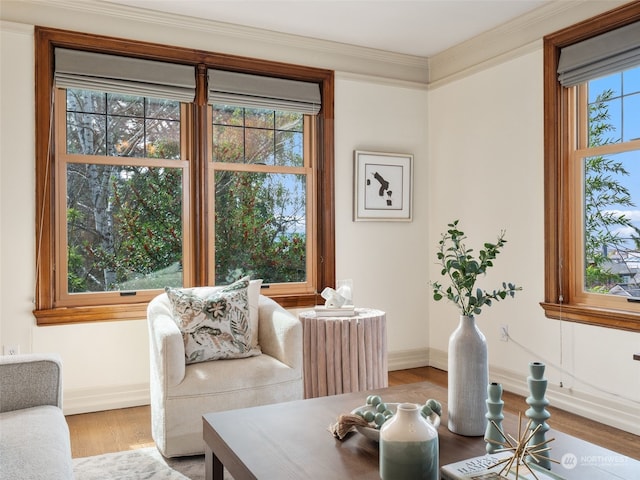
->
[66, 366, 640, 460]
[66, 404, 155, 458]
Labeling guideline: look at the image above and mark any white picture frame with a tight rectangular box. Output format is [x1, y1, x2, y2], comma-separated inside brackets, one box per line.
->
[353, 150, 413, 221]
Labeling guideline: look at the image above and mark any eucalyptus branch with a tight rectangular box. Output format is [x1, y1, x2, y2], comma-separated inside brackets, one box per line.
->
[431, 220, 522, 316]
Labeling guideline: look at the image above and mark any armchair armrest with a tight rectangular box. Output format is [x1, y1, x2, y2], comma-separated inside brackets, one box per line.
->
[0, 353, 63, 412]
[147, 294, 186, 388]
[257, 295, 302, 372]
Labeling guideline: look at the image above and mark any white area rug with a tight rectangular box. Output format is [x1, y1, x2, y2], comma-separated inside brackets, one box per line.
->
[73, 447, 233, 480]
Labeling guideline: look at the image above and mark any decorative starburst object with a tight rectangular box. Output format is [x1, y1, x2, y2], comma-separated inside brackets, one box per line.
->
[485, 413, 559, 480]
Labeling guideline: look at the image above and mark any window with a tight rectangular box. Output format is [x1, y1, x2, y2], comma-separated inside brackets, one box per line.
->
[211, 105, 314, 289]
[542, 3, 640, 332]
[59, 88, 188, 306]
[34, 27, 335, 324]
[575, 68, 640, 306]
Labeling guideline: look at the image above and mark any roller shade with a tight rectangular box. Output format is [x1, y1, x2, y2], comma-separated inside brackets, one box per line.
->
[208, 69, 321, 114]
[558, 21, 640, 87]
[54, 48, 195, 103]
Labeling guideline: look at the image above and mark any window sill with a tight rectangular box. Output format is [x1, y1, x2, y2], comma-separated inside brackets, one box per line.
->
[34, 293, 319, 325]
[265, 293, 318, 309]
[540, 301, 640, 332]
[34, 303, 150, 325]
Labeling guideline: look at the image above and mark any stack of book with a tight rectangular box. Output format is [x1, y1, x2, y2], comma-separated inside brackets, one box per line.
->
[313, 305, 356, 317]
[441, 453, 564, 480]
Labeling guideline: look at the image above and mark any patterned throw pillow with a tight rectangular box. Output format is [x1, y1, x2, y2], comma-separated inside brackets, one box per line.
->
[166, 277, 261, 364]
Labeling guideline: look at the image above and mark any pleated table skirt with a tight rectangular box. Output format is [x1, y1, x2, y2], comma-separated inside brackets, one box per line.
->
[299, 308, 388, 398]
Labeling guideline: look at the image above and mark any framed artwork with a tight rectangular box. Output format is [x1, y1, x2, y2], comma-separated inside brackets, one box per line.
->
[353, 150, 413, 221]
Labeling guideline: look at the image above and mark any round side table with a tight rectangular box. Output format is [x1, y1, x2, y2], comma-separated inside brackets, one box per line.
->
[299, 308, 387, 399]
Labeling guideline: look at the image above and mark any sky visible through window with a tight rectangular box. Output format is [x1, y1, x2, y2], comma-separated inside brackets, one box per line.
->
[587, 66, 640, 252]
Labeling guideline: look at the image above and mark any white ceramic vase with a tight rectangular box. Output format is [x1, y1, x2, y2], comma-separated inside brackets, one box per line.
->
[447, 315, 488, 436]
[379, 403, 439, 480]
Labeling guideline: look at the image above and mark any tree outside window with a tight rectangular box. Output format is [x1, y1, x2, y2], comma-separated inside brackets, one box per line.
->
[64, 90, 184, 295]
[212, 105, 310, 285]
[583, 67, 640, 298]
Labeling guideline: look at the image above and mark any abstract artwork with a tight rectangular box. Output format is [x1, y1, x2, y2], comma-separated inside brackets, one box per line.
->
[353, 150, 413, 221]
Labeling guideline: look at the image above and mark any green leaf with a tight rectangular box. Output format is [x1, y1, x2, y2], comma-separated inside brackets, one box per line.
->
[430, 220, 521, 315]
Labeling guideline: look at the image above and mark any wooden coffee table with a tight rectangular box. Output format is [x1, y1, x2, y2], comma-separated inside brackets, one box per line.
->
[202, 381, 640, 479]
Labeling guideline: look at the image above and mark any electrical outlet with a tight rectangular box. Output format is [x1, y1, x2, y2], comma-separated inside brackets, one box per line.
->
[499, 324, 509, 342]
[3, 345, 20, 355]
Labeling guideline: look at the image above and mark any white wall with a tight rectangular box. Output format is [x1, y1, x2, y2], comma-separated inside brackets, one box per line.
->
[334, 74, 429, 357]
[0, 23, 35, 359]
[428, 46, 640, 434]
[1, 1, 638, 435]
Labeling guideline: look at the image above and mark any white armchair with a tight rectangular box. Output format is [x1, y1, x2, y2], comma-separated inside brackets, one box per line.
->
[147, 291, 303, 457]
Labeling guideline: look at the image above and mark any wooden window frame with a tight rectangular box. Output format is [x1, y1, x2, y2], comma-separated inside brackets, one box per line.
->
[54, 90, 193, 308]
[541, 2, 640, 332]
[34, 26, 335, 325]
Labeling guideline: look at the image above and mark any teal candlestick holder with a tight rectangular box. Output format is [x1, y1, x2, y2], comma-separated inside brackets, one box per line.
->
[525, 361, 551, 469]
[484, 382, 505, 454]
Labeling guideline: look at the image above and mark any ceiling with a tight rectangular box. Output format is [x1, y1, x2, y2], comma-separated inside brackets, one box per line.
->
[103, 0, 551, 57]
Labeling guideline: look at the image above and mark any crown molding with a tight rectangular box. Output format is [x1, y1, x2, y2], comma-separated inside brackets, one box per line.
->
[429, 0, 631, 87]
[335, 71, 429, 90]
[0, 20, 33, 35]
[0, 0, 428, 83]
[2, 0, 631, 87]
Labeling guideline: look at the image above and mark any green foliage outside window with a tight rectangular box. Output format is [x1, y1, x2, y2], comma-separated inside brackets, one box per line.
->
[214, 171, 306, 284]
[66, 164, 183, 292]
[65, 90, 183, 293]
[212, 105, 307, 284]
[64, 91, 309, 293]
[584, 83, 640, 294]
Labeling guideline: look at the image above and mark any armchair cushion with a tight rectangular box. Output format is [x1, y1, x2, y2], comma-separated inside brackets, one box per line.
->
[166, 277, 261, 364]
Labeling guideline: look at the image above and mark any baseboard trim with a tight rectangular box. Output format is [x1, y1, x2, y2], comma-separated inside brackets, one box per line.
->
[63, 348, 639, 437]
[387, 348, 429, 371]
[64, 352, 432, 414]
[427, 347, 448, 372]
[64, 383, 150, 415]
[428, 347, 640, 436]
